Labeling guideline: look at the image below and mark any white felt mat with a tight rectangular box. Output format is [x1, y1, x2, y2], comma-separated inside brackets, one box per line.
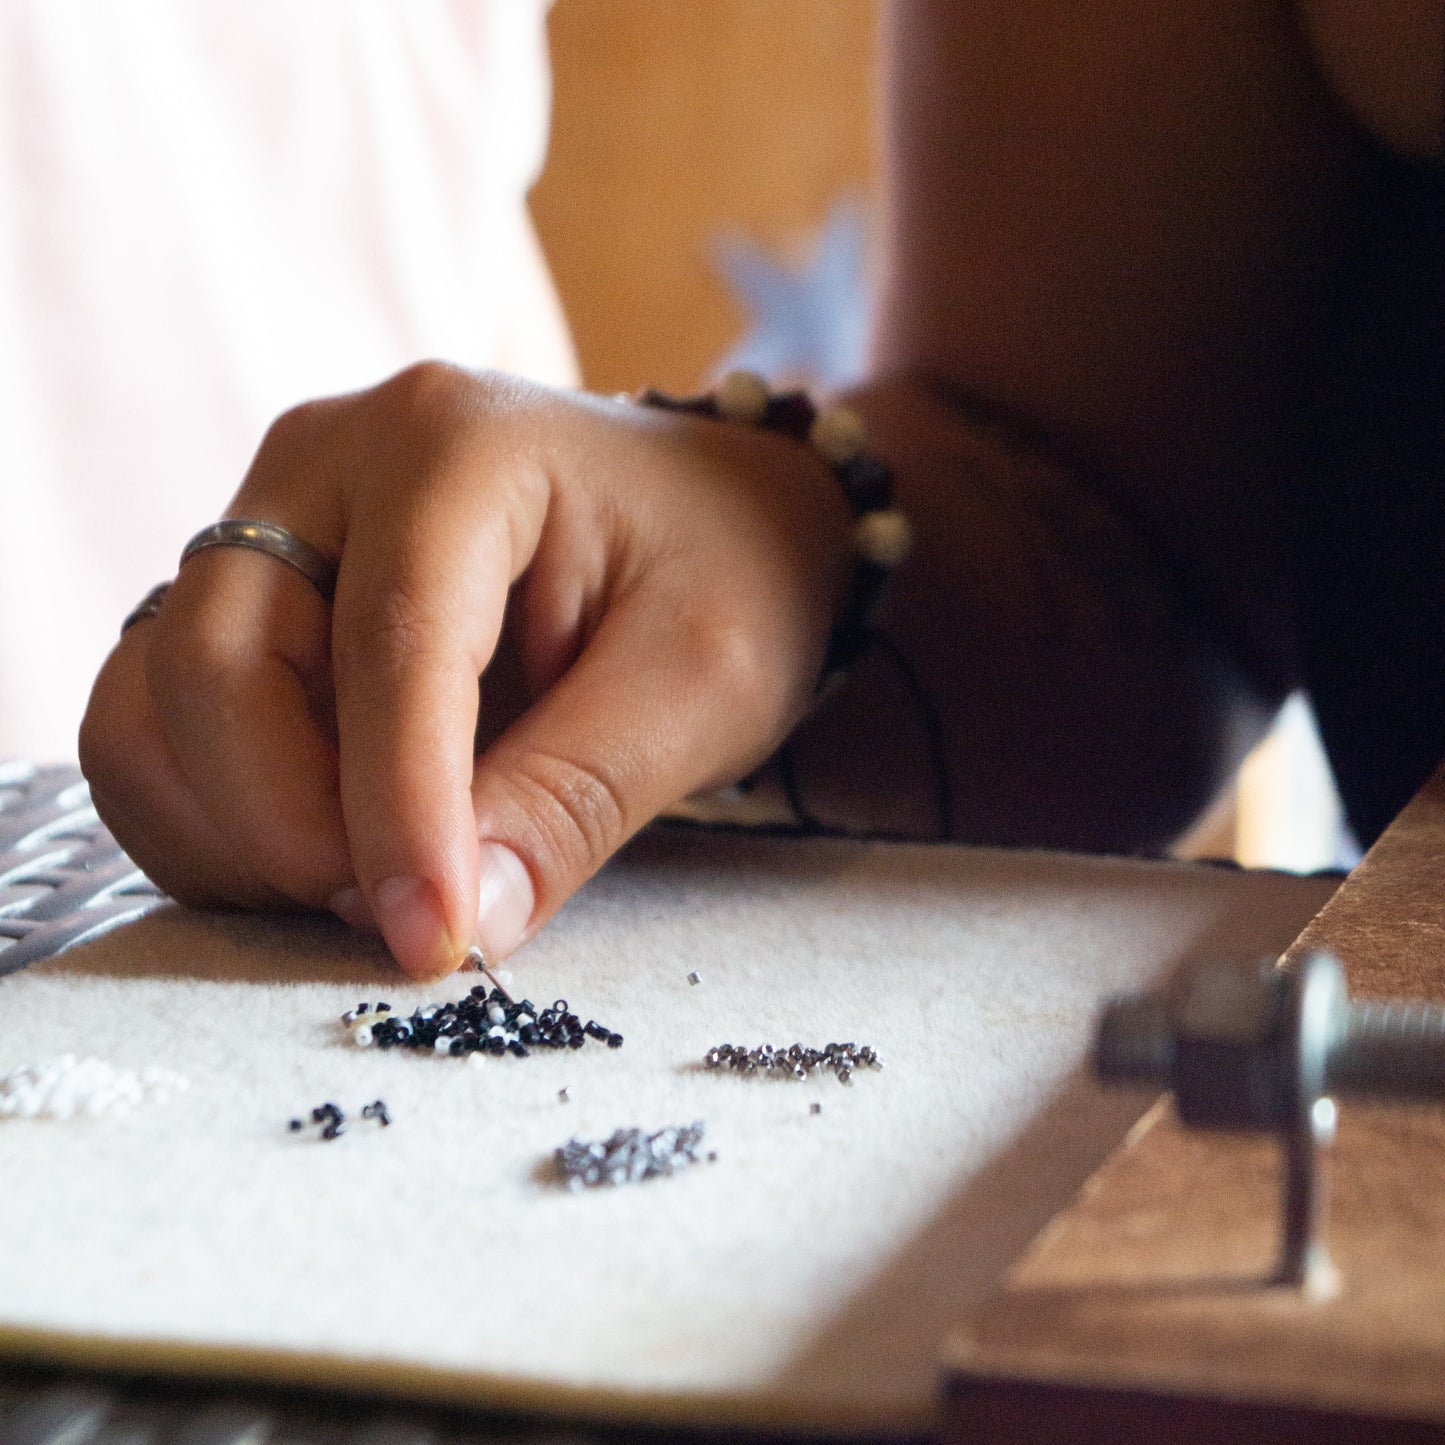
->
[0, 829, 1336, 1434]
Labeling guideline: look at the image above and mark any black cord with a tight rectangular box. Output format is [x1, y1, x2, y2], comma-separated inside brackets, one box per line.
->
[777, 631, 954, 842]
[871, 631, 954, 840]
[776, 739, 827, 835]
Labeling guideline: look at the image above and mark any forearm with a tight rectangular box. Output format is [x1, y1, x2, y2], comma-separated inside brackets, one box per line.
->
[771, 0, 1368, 850]
[780, 376, 1286, 852]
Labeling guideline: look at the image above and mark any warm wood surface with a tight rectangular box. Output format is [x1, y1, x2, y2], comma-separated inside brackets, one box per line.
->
[946, 762, 1445, 1438]
[530, 0, 877, 394]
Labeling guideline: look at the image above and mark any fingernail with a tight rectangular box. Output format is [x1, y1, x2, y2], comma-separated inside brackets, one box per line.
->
[475, 842, 534, 960]
[374, 875, 455, 978]
[328, 887, 376, 932]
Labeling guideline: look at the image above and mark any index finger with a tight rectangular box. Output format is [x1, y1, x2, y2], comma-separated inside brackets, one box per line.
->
[330, 442, 546, 979]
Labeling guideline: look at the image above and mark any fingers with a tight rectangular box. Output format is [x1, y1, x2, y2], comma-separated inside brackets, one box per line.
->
[86, 370, 554, 976]
[81, 368, 829, 984]
[143, 544, 355, 908]
[329, 434, 547, 979]
[79, 624, 287, 908]
[97, 393, 359, 918]
[469, 589, 784, 959]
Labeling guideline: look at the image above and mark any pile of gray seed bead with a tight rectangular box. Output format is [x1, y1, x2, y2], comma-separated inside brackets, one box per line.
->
[555, 1122, 711, 1189]
[703, 1041, 881, 1084]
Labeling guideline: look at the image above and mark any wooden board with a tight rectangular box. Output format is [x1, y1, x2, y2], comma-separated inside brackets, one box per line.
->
[945, 763, 1445, 1442]
[530, 0, 877, 395]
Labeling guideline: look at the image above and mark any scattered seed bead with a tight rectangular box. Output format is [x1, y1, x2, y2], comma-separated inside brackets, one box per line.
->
[353, 1026, 374, 1048]
[687, 971, 702, 986]
[294, 1099, 397, 1138]
[810, 1102, 822, 1115]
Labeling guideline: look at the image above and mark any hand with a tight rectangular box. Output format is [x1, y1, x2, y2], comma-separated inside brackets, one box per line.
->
[80, 364, 849, 978]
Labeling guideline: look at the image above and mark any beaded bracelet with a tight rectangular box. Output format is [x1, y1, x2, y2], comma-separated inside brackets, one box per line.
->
[636, 370, 911, 693]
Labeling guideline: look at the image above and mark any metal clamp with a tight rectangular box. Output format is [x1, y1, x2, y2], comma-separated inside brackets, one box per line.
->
[1094, 953, 1445, 1290]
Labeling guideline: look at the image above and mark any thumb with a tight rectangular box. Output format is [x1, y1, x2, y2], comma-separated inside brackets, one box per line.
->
[469, 598, 786, 958]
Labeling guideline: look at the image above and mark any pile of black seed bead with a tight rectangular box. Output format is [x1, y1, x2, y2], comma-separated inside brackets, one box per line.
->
[703, 1041, 881, 1084]
[342, 990, 622, 1059]
[554, 1122, 712, 1190]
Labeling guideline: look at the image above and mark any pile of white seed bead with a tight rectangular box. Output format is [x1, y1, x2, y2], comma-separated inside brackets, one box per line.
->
[0, 1055, 189, 1120]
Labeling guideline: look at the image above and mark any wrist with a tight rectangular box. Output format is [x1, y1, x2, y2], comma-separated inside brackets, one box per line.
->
[635, 371, 913, 696]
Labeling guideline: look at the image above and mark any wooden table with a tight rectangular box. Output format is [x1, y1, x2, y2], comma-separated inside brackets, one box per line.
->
[946, 765, 1445, 1441]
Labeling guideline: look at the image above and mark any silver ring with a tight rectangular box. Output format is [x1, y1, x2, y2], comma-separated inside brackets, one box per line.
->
[179, 520, 338, 602]
[121, 581, 173, 635]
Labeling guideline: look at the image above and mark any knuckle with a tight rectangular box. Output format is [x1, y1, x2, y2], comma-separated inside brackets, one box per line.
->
[258, 397, 333, 459]
[509, 749, 630, 888]
[375, 360, 475, 430]
[680, 611, 789, 733]
[148, 613, 240, 712]
[373, 363, 543, 442]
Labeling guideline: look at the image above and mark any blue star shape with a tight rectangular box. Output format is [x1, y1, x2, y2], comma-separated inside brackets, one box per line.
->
[710, 196, 871, 390]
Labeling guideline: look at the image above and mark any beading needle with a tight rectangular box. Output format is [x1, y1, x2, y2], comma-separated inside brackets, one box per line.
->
[464, 944, 513, 1004]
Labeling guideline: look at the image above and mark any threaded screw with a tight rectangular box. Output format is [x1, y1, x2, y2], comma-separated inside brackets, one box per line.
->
[1093, 952, 1445, 1291]
[1328, 1000, 1445, 1099]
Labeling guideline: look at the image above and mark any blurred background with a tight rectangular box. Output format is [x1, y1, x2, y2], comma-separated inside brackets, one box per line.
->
[0, 0, 1350, 873]
[530, 0, 1351, 873]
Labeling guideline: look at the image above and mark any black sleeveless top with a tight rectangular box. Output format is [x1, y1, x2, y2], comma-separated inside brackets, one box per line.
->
[1291, 145, 1445, 846]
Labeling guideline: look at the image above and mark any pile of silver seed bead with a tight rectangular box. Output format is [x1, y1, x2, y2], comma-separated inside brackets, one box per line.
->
[340, 992, 622, 1059]
[703, 1041, 881, 1084]
[554, 1122, 712, 1190]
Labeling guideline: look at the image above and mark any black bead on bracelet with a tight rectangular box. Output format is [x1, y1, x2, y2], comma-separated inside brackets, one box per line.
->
[635, 370, 911, 692]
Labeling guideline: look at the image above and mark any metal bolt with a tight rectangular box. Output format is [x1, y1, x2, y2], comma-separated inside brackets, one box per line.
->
[1095, 952, 1445, 1289]
[1330, 999, 1445, 1097]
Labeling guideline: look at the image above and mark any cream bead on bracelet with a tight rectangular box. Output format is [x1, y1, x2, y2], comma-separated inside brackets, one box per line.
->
[639, 372, 953, 838]
[636, 370, 912, 692]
